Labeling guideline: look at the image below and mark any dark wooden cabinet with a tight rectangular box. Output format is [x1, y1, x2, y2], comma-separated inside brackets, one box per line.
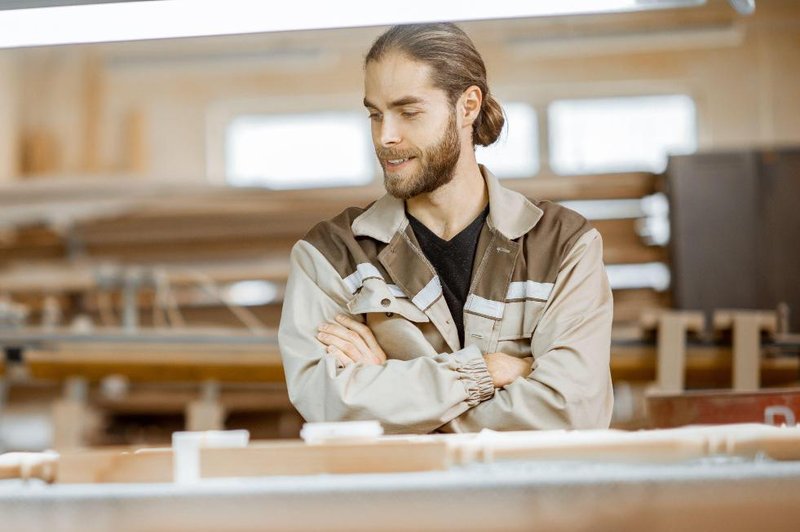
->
[667, 148, 800, 332]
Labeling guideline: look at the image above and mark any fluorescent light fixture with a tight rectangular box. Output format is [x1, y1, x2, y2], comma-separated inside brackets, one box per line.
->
[0, 0, 707, 49]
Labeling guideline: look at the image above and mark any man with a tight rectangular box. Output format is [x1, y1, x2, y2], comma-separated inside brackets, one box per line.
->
[278, 23, 613, 434]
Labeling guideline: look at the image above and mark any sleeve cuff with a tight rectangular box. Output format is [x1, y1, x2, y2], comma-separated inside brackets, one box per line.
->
[452, 344, 495, 406]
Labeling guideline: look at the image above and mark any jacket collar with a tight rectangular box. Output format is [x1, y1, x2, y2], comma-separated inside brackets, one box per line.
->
[351, 165, 543, 243]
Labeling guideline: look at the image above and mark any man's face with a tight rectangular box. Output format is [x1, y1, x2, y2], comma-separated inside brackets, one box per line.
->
[364, 53, 461, 200]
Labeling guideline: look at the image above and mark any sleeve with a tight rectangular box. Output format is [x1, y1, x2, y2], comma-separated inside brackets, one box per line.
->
[278, 240, 495, 434]
[446, 228, 614, 432]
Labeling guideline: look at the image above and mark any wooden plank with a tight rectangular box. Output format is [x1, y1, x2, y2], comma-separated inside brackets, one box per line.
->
[0, 226, 65, 261]
[6, 424, 800, 486]
[16, 340, 800, 387]
[19, 130, 59, 175]
[612, 288, 671, 324]
[714, 310, 779, 392]
[200, 440, 450, 479]
[594, 218, 667, 264]
[25, 345, 285, 383]
[647, 389, 800, 428]
[81, 53, 103, 174]
[81, 237, 296, 263]
[655, 312, 706, 392]
[124, 109, 148, 174]
[610, 343, 800, 388]
[0, 255, 291, 293]
[93, 385, 293, 414]
[2, 438, 451, 484]
[504, 172, 659, 201]
[0, 172, 657, 209]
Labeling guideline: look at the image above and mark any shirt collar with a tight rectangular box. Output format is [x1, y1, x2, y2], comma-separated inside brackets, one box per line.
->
[351, 165, 543, 243]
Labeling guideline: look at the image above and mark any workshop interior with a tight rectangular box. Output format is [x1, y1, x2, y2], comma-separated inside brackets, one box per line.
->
[0, 1, 799, 530]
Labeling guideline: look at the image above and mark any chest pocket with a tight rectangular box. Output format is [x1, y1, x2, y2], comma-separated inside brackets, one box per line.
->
[346, 279, 436, 361]
[497, 299, 548, 342]
[346, 279, 429, 322]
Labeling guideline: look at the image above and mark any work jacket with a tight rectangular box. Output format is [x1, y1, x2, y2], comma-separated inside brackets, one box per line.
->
[278, 166, 613, 434]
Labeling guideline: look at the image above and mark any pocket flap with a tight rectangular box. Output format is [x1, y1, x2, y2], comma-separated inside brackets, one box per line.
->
[346, 279, 430, 323]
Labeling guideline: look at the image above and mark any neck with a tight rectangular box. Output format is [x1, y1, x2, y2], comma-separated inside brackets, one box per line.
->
[406, 150, 488, 241]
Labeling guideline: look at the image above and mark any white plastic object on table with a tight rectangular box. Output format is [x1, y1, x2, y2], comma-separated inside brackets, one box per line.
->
[171, 429, 250, 485]
[300, 420, 384, 445]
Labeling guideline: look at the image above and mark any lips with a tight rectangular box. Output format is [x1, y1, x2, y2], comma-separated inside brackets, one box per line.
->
[383, 156, 415, 170]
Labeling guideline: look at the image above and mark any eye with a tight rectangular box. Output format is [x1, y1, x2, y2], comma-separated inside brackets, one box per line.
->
[401, 111, 420, 118]
[368, 113, 382, 121]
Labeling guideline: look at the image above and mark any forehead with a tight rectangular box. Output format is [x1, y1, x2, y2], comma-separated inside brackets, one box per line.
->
[363, 52, 446, 107]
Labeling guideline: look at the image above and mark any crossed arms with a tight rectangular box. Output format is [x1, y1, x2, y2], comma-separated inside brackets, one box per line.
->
[317, 314, 532, 389]
[278, 230, 613, 434]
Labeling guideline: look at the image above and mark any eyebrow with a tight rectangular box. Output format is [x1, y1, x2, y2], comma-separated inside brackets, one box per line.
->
[363, 96, 426, 110]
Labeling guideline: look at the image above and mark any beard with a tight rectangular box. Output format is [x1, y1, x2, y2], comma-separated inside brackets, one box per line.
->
[377, 111, 461, 200]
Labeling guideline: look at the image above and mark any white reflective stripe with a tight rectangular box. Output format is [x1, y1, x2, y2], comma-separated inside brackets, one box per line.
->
[343, 263, 384, 294]
[506, 280, 554, 301]
[411, 276, 442, 311]
[387, 284, 407, 298]
[464, 294, 505, 319]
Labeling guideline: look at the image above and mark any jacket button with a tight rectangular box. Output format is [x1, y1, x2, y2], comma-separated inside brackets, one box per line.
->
[380, 298, 391, 307]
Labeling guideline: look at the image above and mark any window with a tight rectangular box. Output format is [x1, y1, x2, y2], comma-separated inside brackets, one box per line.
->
[606, 263, 670, 291]
[548, 95, 697, 175]
[225, 112, 374, 189]
[475, 102, 539, 178]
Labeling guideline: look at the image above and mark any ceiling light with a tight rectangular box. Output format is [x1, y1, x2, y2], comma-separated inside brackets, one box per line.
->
[0, 0, 709, 49]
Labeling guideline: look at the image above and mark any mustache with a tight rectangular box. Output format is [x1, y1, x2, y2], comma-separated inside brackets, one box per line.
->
[375, 147, 420, 160]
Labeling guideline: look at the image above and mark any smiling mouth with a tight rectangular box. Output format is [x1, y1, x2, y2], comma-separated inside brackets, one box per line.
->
[384, 156, 415, 168]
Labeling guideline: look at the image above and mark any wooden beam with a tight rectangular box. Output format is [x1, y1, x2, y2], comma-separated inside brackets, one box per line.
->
[25, 345, 285, 383]
[714, 310, 779, 392]
[0, 52, 18, 183]
[81, 52, 103, 173]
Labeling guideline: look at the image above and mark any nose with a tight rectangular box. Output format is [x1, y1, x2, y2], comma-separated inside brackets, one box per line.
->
[378, 116, 401, 147]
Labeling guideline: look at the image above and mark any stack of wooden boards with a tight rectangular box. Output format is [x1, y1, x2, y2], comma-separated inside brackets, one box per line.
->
[0, 171, 666, 330]
[2, 170, 798, 444]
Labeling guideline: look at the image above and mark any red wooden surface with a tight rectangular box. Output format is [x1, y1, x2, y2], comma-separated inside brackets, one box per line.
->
[647, 388, 800, 428]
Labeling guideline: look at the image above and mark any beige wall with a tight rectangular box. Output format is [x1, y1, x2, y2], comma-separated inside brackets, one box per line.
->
[0, 51, 18, 182]
[4, 0, 800, 181]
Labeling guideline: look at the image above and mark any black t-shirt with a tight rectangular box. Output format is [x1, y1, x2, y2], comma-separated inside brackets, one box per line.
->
[407, 205, 489, 347]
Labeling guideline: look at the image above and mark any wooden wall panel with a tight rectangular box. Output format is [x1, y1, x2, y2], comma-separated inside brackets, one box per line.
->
[4, 2, 799, 181]
[0, 52, 17, 182]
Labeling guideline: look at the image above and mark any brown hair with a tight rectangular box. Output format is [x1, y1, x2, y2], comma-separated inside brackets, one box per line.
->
[365, 23, 505, 147]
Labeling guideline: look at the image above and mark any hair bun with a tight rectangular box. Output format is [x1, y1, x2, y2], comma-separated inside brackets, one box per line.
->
[473, 93, 505, 147]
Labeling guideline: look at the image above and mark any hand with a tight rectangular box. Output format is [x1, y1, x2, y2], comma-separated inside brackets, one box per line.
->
[483, 352, 533, 388]
[316, 314, 387, 367]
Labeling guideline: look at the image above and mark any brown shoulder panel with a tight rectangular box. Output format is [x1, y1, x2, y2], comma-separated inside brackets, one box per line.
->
[302, 203, 387, 280]
[513, 200, 593, 283]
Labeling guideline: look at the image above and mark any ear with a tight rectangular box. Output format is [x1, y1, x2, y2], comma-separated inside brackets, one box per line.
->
[458, 85, 483, 128]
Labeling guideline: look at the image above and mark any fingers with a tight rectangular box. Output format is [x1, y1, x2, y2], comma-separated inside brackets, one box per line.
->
[334, 315, 374, 342]
[317, 326, 368, 363]
[326, 345, 353, 368]
[317, 314, 387, 364]
[334, 314, 387, 363]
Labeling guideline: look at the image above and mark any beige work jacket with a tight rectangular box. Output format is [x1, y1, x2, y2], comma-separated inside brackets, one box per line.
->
[278, 167, 613, 434]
